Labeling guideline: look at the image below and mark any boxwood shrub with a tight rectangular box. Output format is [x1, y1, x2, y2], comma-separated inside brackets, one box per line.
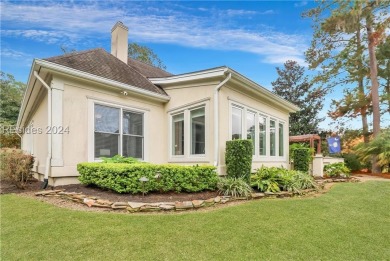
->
[77, 163, 218, 194]
[292, 148, 311, 172]
[225, 139, 253, 182]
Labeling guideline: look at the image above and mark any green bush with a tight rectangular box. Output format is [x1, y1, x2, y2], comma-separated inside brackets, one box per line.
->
[251, 166, 317, 193]
[0, 148, 34, 188]
[101, 155, 142, 164]
[77, 163, 218, 194]
[292, 148, 311, 172]
[225, 139, 253, 182]
[343, 153, 362, 171]
[217, 177, 253, 198]
[323, 162, 351, 178]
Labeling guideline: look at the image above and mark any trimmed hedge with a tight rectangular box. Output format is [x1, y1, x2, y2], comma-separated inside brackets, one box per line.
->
[225, 139, 253, 182]
[77, 163, 218, 194]
[293, 148, 311, 172]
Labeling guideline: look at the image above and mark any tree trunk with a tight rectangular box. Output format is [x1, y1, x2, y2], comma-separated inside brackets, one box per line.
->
[366, 7, 381, 173]
[356, 27, 370, 144]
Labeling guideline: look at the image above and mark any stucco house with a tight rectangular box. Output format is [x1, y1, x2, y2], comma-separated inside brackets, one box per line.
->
[17, 22, 299, 186]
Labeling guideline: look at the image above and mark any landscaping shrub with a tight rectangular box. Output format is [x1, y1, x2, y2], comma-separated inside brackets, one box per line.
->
[0, 148, 34, 188]
[101, 155, 142, 164]
[343, 153, 362, 172]
[0, 133, 21, 148]
[77, 163, 218, 194]
[217, 177, 253, 198]
[251, 166, 317, 193]
[225, 139, 253, 182]
[292, 148, 311, 172]
[323, 162, 351, 178]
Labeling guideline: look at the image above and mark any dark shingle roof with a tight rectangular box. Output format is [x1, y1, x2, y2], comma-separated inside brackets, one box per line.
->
[43, 48, 170, 96]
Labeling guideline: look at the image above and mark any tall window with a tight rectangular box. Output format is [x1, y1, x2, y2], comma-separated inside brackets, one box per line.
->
[279, 123, 284, 157]
[270, 120, 276, 156]
[123, 111, 143, 158]
[191, 107, 205, 155]
[232, 107, 243, 140]
[259, 116, 266, 156]
[172, 113, 184, 155]
[247, 111, 256, 155]
[171, 105, 206, 157]
[94, 104, 144, 159]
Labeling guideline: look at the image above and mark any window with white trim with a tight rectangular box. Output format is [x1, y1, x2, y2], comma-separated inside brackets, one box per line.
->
[230, 102, 285, 159]
[170, 105, 206, 157]
[94, 104, 144, 159]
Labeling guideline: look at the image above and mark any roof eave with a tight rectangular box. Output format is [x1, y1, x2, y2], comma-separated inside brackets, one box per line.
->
[35, 59, 171, 101]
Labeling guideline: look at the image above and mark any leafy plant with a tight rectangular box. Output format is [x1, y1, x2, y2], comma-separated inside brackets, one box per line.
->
[217, 177, 253, 198]
[251, 166, 317, 193]
[225, 139, 253, 183]
[77, 162, 218, 194]
[323, 162, 351, 178]
[101, 155, 142, 164]
[343, 153, 362, 172]
[355, 129, 390, 172]
[0, 148, 34, 188]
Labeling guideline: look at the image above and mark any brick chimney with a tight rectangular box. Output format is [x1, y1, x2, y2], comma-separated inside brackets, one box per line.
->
[111, 21, 129, 64]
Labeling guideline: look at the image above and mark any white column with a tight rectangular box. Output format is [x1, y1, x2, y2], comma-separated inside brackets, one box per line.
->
[50, 78, 64, 166]
[312, 154, 324, 177]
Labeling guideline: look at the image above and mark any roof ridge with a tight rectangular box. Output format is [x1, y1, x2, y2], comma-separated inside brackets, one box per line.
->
[43, 48, 104, 60]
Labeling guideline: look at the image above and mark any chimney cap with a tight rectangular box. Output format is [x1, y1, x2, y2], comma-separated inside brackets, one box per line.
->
[111, 21, 128, 32]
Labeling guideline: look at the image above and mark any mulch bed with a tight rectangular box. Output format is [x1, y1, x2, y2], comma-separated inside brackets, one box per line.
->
[352, 170, 390, 179]
[1, 179, 220, 203]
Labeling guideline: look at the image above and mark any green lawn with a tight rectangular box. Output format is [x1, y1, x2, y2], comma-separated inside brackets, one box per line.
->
[1, 181, 390, 261]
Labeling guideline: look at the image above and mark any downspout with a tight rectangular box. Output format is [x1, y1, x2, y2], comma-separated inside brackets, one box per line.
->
[213, 71, 232, 170]
[34, 71, 51, 189]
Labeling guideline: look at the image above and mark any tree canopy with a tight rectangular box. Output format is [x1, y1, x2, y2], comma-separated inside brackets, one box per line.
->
[271, 60, 326, 135]
[0, 72, 26, 125]
[128, 43, 166, 70]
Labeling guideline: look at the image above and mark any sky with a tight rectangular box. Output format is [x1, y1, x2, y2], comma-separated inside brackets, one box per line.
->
[1, 0, 388, 130]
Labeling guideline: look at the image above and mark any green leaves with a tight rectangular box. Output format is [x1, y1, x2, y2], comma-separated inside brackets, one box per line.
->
[128, 43, 166, 70]
[217, 177, 253, 198]
[323, 162, 351, 177]
[225, 139, 253, 182]
[292, 148, 311, 172]
[77, 163, 218, 194]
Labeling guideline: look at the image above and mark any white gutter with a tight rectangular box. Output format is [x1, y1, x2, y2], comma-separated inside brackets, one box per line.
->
[34, 71, 51, 187]
[214, 71, 232, 169]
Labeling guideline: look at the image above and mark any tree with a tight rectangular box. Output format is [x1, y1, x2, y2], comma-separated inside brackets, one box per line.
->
[128, 43, 166, 70]
[0, 72, 26, 125]
[304, 0, 389, 173]
[271, 60, 326, 135]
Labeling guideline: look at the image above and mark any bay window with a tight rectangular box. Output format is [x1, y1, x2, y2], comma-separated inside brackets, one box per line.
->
[230, 102, 285, 159]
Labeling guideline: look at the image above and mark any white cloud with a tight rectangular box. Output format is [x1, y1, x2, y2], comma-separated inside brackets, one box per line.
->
[1, 1, 307, 65]
[294, 1, 308, 7]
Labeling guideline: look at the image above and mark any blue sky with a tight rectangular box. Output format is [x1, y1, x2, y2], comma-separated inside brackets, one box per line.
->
[1, 0, 386, 130]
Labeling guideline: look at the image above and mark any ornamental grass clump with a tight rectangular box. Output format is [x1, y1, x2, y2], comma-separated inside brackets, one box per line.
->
[0, 148, 34, 189]
[217, 177, 253, 198]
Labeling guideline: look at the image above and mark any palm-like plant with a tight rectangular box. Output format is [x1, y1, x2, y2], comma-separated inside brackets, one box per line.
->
[355, 129, 390, 172]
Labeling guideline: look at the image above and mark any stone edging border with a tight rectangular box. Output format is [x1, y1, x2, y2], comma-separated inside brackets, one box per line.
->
[35, 177, 360, 213]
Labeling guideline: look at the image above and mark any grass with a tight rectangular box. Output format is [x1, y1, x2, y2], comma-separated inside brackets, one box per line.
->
[1, 181, 390, 261]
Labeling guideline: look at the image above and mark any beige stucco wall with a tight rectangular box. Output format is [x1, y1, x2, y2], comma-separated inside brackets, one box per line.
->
[22, 72, 293, 185]
[58, 75, 167, 181]
[21, 91, 48, 176]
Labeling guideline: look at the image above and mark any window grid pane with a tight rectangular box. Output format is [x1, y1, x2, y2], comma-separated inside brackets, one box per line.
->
[247, 112, 256, 155]
[123, 111, 143, 136]
[270, 120, 276, 156]
[259, 116, 267, 156]
[172, 113, 184, 155]
[279, 123, 284, 157]
[232, 107, 242, 140]
[123, 135, 143, 159]
[94, 132, 119, 158]
[191, 107, 205, 155]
